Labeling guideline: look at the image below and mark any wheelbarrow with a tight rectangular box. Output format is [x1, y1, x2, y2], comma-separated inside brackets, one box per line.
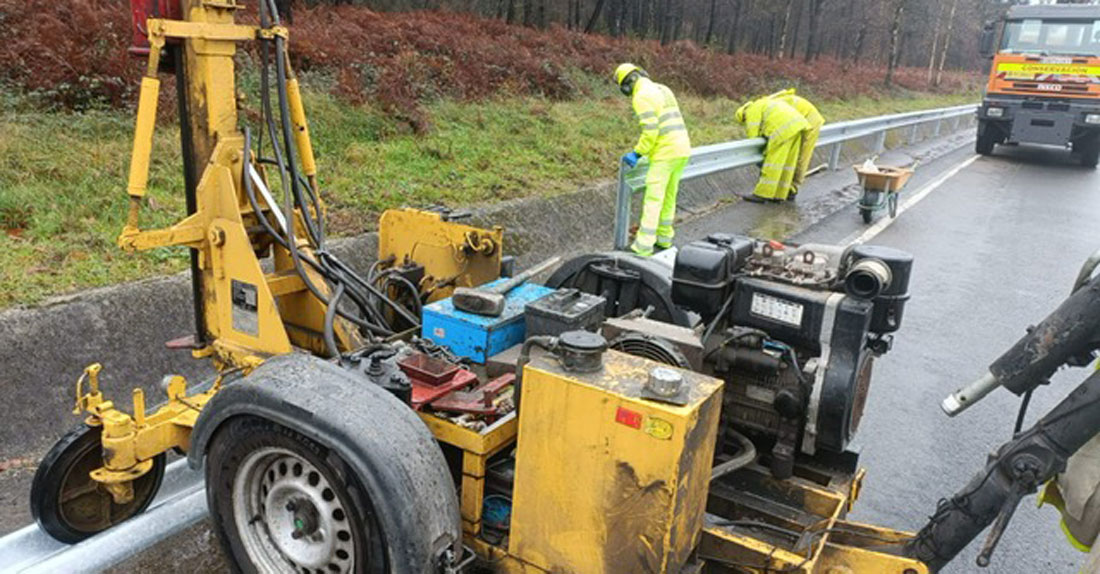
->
[853, 164, 914, 224]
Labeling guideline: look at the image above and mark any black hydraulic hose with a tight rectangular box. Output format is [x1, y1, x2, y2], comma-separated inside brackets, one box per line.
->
[242, 127, 290, 250]
[172, 44, 206, 345]
[273, 37, 322, 249]
[710, 430, 757, 480]
[514, 336, 558, 414]
[324, 254, 420, 328]
[324, 282, 345, 360]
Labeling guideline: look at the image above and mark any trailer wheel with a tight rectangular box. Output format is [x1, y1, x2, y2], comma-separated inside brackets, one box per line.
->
[975, 121, 997, 156]
[206, 416, 387, 574]
[30, 424, 165, 543]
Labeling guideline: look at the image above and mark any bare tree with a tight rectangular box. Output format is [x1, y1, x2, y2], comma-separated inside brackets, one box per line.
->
[935, 0, 959, 86]
[777, 0, 794, 59]
[885, 0, 906, 86]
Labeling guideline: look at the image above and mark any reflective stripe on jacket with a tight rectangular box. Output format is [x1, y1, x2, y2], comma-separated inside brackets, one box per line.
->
[632, 77, 692, 161]
[740, 97, 810, 145]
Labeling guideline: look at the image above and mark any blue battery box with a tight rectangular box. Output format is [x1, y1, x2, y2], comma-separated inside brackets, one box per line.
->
[421, 280, 554, 364]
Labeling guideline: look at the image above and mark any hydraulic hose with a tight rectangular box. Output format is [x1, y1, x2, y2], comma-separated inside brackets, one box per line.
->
[324, 282, 345, 360]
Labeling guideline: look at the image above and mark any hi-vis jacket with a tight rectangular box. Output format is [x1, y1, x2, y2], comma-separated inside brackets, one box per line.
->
[740, 98, 810, 145]
[632, 77, 692, 161]
[769, 88, 825, 129]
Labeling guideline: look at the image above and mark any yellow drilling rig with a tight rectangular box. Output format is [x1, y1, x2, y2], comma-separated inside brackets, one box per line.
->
[27, 1, 1100, 573]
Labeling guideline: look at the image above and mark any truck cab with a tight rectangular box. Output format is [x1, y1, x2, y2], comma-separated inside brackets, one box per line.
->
[978, 5, 1100, 167]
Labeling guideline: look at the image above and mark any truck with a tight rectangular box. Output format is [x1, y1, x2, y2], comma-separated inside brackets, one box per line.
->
[977, 4, 1100, 167]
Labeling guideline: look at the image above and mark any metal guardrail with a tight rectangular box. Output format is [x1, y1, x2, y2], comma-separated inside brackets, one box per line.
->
[614, 103, 978, 250]
[0, 460, 207, 573]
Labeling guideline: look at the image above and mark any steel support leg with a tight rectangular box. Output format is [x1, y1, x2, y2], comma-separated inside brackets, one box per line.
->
[614, 164, 632, 251]
[829, 142, 843, 170]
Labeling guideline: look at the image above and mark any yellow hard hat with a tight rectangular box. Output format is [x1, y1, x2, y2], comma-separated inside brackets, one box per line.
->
[735, 101, 751, 124]
[615, 63, 642, 86]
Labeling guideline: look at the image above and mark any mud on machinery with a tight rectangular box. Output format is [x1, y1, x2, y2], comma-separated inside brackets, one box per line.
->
[28, 1, 1100, 572]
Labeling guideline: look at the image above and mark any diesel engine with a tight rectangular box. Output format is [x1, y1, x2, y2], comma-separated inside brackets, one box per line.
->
[599, 234, 913, 478]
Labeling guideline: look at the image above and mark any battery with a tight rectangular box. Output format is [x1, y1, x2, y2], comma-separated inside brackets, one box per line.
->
[421, 280, 554, 363]
[525, 288, 606, 338]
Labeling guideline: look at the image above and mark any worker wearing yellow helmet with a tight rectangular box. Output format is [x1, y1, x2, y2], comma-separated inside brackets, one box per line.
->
[734, 95, 810, 203]
[615, 63, 692, 256]
[768, 88, 825, 197]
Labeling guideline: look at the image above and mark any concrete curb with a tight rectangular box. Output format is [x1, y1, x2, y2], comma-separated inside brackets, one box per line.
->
[0, 117, 974, 467]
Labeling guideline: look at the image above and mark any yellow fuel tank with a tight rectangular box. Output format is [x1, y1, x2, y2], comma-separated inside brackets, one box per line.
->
[508, 349, 724, 573]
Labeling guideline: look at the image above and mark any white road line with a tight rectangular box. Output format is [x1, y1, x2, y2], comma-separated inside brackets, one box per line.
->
[841, 154, 981, 247]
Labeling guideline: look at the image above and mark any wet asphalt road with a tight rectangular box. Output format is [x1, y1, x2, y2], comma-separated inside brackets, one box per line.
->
[785, 143, 1100, 574]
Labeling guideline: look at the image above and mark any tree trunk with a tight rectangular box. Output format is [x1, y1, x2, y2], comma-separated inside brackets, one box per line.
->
[522, 0, 533, 26]
[705, 0, 718, 45]
[935, 0, 959, 86]
[777, 0, 794, 59]
[927, 0, 945, 83]
[804, 0, 825, 63]
[505, 0, 516, 24]
[726, 0, 742, 54]
[885, 0, 905, 87]
[585, 0, 606, 33]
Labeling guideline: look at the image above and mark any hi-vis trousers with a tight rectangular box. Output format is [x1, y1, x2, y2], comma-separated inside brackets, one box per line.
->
[792, 126, 820, 192]
[632, 156, 689, 256]
[754, 134, 802, 201]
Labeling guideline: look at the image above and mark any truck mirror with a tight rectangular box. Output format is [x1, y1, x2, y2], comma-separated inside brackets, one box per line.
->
[979, 23, 996, 59]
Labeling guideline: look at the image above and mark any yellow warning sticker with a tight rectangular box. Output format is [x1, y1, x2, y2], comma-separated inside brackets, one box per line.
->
[644, 417, 673, 440]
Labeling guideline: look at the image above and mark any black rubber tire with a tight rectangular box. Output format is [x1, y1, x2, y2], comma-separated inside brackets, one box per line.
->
[860, 207, 874, 224]
[1079, 137, 1100, 169]
[30, 424, 166, 543]
[975, 122, 997, 156]
[206, 416, 388, 574]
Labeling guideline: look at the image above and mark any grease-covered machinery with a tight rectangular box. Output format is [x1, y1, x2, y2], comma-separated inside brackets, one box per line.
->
[594, 234, 913, 479]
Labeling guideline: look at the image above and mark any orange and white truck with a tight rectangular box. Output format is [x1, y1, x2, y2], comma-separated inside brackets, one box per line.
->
[978, 4, 1100, 167]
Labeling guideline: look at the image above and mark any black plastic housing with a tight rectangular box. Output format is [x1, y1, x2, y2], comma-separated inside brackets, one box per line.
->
[672, 234, 754, 320]
[850, 244, 913, 334]
[525, 288, 606, 337]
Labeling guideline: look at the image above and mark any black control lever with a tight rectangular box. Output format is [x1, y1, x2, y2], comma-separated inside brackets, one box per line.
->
[976, 479, 1028, 567]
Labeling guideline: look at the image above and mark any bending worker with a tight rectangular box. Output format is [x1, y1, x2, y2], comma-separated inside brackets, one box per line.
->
[769, 88, 824, 197]
[734, 95, 809, 203]
[616, 63, 692, 256]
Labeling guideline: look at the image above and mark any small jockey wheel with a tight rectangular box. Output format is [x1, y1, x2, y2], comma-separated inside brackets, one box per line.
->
[30, 424, 166, 543]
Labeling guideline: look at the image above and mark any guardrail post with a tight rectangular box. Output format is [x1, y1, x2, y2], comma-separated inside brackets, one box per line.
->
[829, 142, 842, 170]
[875, 130, 887, 154]
[613, 163, 631, 251]
[909, 124, 919, 145]
[933, 118, 942, 138]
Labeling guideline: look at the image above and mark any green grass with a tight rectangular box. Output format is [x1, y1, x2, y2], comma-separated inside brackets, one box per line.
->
[0, 81, 977, 308]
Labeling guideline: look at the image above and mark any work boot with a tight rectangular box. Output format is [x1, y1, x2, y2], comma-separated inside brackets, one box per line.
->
[655, 243, 672, 253]
[739, 193, 767, 204]
[630, 243, 654, 257]
[786, 192, 798, 202]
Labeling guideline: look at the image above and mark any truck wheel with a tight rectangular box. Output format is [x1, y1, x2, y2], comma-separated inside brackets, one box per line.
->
[206, 416, 387, 574]
[976, 122, 997, 156]
[1079, 137, 1100, 169]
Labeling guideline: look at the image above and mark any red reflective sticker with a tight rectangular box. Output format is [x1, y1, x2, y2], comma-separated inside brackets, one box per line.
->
[615, 407, 643, 429]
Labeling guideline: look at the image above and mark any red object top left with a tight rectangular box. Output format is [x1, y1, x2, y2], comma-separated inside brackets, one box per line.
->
[129, 0, 183, 57]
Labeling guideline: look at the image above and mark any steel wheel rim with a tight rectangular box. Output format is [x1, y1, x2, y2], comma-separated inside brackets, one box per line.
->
[233, 447, 356, 574]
